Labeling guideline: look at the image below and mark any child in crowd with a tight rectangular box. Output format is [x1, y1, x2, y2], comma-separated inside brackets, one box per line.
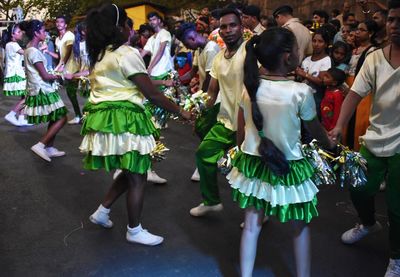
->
[21, 20, 68, 162]
[320, 68, 346, 131]
[330, 41, 351, 72]
[3, 23, 31, 126]
[227, 28, 334, 277]
[82, 4, 191, 246]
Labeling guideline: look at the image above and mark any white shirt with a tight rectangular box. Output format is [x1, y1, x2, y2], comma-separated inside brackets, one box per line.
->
[193, 40, 220, 89]
[144, 29, 173, 77]
[283, 18, 313, 64]
[351, 49, 400, 157]
[4, 41, 25, 78]
[240, 79, 316, 160]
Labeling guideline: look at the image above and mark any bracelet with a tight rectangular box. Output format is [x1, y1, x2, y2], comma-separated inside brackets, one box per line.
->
[258, 130, 266, 138]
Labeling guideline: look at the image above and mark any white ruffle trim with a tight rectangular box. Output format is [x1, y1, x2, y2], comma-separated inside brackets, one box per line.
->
[79, 132, 156, 156]
[24, 99, 65, 116]
[3, 81, 26, 91]
[227, 167, 319, 207]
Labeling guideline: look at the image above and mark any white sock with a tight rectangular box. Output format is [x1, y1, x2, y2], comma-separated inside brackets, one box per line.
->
[36, 142, 45, 148]
[98, 204, 110, 213]
[127, 224, 142, 233]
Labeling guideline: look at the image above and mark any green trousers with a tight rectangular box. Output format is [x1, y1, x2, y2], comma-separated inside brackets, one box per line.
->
[196, 122, 236, 205]
[350, 146, 400, 258]
[65, 81, 81, 117]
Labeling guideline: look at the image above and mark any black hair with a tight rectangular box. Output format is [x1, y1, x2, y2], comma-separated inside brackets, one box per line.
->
[1, 23, 21, 46]
[138, 23, 153, 34]
[86, 3, 128, 68]
[273, 5, 293, 17]
[175, 22, 196, 42]
[343, 12, 355, 23]
[261, 15, 277, 28]
[20, 20, 44, 40]
[55, 15, 70, 24]
[327, 68, 346, 86]
[313, 10, 330, 23]
[127, 18, 134, 29]
[210, 9, 221, 20]
[224, 3, 245, 13]
[388, 0, 400, 9]
[147, 12, 162, 20]
[219, 8, 242, 24]
[73, 21, 86, 58]
[374, 9, 389, 18]
[312, 27, 331, 51]
[331, 9, 340, 18]
[330, 41, 351, 65]
[244, 27, 296, 175]
[362, 19, 379, 45]
[329, 19, 341, 31]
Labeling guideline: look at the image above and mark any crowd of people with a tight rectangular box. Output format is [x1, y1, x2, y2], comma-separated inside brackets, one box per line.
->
[0, 0, 399, 276]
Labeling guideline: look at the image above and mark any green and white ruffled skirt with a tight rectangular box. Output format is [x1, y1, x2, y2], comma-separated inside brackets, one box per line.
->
[227, 151, 319, 223]
[24, 90, 67, 124]
[79, 101, 160, 174]
[3, 74, 26, 96]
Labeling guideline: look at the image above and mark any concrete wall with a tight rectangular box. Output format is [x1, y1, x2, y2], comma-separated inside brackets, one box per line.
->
[248, 0, 387, 21]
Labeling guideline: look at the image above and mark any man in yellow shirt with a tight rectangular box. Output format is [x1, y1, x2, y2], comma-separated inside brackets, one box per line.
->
[190, 8, 246, 217]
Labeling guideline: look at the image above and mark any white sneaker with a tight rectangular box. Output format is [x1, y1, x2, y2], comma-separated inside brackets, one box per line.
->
[68, 116, 81, 125]
[126, 224, 164, 246]
[190, 203, 223, 217]
[45, 147, 66, 157]
[240, 216, 269, 229]
[31, 142, 51, 162]
[341, 221, 382, 244]
[191, 168, 200, 182]
[385, 259, 400, 277]
[89, 205, 113, 228]
[380, 180, 387, 191]
[4, 112, 21, 126]
[113, 169, 122, 180]
[147, 170, 167, 184]
[18, 115, 33, 126]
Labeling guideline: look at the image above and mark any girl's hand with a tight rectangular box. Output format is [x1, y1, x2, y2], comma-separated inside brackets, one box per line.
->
[63, 73, 74, 80]
[180, 109, 193, 120]
[328, 127, 342, 144]
[163, 79, 174, 87]
[295, 67, 306, 78]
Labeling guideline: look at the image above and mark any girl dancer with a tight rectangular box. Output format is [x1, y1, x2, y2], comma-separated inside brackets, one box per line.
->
[82, 4, 191, 246]
[22, 20, 68, 162]
[227, 28, 334, 277]
[3, 23, 30, 126]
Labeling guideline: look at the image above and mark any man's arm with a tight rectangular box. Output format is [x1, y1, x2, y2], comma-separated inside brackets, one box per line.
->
[206, 77, 219, 107]
[147, 41, 167, 75]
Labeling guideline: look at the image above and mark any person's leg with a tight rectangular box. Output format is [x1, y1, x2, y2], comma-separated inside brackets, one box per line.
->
[292, 220, 311, 277]
[350, 146, 387, 226]
[65, 81, 82, 119]
[386, 153, 400, 259]
[125, 171, 163, 245]
[13, 98, 25, 114]
[39, 116, 67, 146]
[196, 123, 236, 206]
[240, 207, 264, 277]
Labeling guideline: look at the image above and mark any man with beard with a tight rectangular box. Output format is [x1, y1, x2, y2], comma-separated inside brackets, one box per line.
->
[190, 8, 246, 217]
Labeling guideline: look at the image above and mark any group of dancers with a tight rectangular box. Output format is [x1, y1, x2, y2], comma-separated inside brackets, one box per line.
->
[2, 1, 400, 276]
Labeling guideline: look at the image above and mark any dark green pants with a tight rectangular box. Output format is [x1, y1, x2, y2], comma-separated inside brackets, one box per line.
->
[350, 146, 400, 258]
[196, 122, 236, 205]
[65, 81, 81, 117]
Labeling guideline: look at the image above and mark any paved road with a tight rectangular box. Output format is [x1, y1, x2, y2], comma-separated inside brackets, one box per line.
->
[0, 89, 389, 276]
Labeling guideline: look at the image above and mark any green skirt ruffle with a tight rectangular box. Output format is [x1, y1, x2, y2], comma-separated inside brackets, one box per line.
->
[194, 103, 220, 140]
[232, 151, 315, 187]
[25, 90, 67, 124]
[232, 190, 318, 223]
[231, 151, 318, 223]
[81, 101, 159, 138]
[81, 101, 158, 174]
[3, 75, 26, 96]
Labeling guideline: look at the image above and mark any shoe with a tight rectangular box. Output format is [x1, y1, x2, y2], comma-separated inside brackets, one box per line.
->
[18, 115, 33, 126]
[190, 203, 223, 217]
[4, 112, 21, 126]
[240, 216, 269, 229]
[191, 168, 200, 182]
[385, 259, 400, 277]
[68, 116, 81, 125]
[31, 142, 51, 162]
[89, 205, 113, 228]
[45, 147, 66, 157]
[380, 180, 386, 191]
[341, 221, 382, 244]
[147, 170, 167, 184]
[113, 169, 122, 180]
[126, 224, 164, 246]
